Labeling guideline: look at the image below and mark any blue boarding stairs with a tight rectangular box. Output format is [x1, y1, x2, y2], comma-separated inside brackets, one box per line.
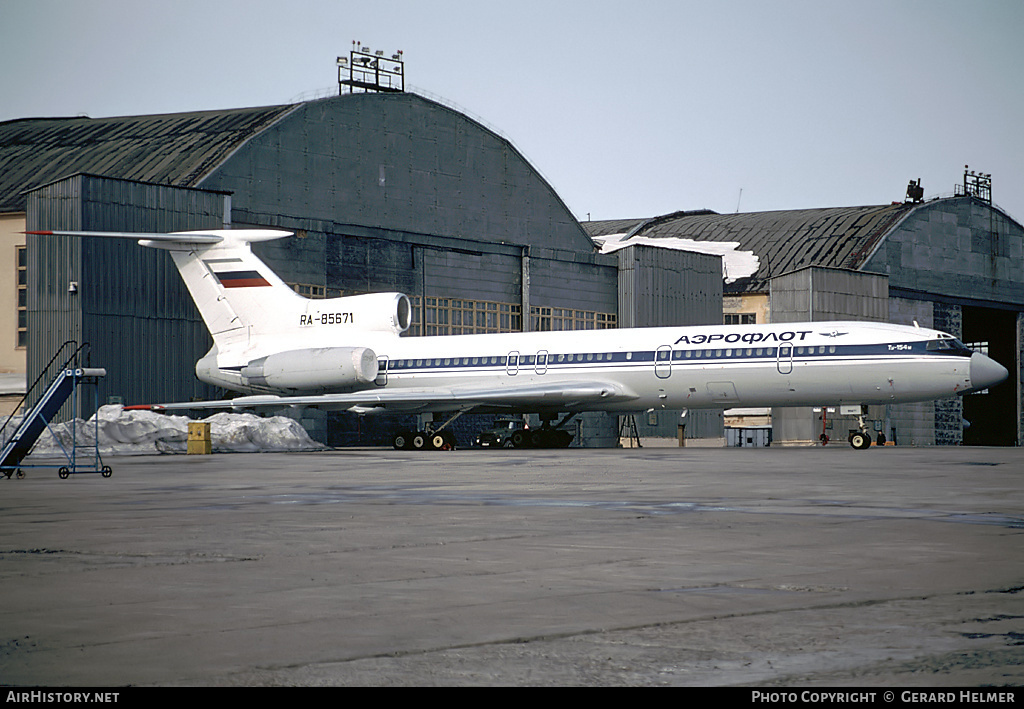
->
[1, 342, 111, 480]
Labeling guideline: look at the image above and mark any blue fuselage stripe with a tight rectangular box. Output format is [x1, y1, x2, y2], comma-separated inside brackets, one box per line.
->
[382, 342, 970, 373]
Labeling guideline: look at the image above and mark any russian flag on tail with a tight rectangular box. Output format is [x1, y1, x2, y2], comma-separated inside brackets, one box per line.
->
[212, 270, 271, 288]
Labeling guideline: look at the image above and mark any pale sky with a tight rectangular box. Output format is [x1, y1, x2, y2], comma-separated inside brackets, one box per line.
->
[3, 0, 1022, 224]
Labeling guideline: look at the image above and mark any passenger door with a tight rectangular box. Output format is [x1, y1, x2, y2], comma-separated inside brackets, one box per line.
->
[506, 351, 519, 376]
[655, 345, 672, 379]
[776, 344, 793, 374]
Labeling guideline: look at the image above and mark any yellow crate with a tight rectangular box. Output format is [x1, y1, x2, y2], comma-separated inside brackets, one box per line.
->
[187, 422, 211, 454]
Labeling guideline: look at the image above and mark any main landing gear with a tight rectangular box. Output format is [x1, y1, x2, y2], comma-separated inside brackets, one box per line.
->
[391, 412, 577, 451]
[392, 429, 457, 451]
[509, 412, 575, 449]
[392, 410, 465, 451]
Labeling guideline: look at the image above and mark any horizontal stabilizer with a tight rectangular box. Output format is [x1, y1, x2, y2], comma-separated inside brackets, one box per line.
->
[24, 229, 292, 245]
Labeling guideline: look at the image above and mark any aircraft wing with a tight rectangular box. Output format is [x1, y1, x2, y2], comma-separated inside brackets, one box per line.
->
[142, 380, 639, 415]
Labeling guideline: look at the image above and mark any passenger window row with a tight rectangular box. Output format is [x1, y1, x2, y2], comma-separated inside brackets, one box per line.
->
[387, 345, 845, 370]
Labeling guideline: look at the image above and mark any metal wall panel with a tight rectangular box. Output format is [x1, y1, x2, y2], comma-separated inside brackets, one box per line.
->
[26, 177, 86, 422]
[617, 245, 721, 328]
[864, 197, 1024, 307]
[422, 248, 520, 303]
[769, 266, 888, 324]
[528, 251, 618, 315]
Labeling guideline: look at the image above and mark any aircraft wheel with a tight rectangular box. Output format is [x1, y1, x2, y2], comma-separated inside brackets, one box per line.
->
[429, 433, 447, 450]
[850, 432, 872, 450]
[392, 431, 411, 450]
[442, 431, 457, 450]
[411, 433, 428, 450]
[101, 466, 112, 478]
[16, 469, 25, 479]
[58, 467, 70, 479]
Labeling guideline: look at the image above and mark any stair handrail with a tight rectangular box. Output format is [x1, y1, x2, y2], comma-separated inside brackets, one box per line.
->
[0, 341, 90, 442]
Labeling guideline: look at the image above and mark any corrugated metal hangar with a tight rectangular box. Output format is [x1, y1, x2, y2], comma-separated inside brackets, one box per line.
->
[1, 87, 1021, 448]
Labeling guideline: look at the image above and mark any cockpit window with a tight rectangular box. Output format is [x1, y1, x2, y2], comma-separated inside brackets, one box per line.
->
[926, 338, 972, 356]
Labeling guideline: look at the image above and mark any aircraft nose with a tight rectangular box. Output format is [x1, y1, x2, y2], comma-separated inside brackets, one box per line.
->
[969, 352, 1008, 391]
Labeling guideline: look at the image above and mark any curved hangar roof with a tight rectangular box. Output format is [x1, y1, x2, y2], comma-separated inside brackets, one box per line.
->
[0, 105, 297, 213]
[1, 93, 591, 252]
[584, 204, 916, 292]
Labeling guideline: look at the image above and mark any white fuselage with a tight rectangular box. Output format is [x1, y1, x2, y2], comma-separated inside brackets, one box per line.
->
[205, 320, 978, 413]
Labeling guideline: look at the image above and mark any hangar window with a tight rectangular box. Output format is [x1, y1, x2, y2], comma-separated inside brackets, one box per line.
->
[16, 246, 26, 349]
[290, 283, 326, 299]
[410, 296, 522, 336]
[724, 313, 756, 325]
[530, 306, 616, 332]
[401, 297, 606, 336]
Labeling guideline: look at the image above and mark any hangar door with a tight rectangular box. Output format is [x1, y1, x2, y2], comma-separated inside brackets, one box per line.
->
[961, 306, 1018, 446]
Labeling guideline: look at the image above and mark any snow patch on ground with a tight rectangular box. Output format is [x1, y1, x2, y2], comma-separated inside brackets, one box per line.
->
[20, 405, 324, 456]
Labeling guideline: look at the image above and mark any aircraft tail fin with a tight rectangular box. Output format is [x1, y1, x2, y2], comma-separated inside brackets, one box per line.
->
[27, 229, 301, 357]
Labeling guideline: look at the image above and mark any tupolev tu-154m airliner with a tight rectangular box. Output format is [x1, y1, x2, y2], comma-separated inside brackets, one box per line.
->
[28, 228, 1009, 450]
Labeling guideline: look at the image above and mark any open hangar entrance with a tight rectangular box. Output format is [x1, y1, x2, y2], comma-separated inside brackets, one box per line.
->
[962, 305, 1019, 446]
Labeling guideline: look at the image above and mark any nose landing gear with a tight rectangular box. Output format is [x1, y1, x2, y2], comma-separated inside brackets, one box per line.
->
[848, 410, 872, 450]
[848, 430, 872, 450]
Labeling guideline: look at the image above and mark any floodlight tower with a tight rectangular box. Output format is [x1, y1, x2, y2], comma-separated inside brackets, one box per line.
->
[339, 41, 404, 94]
[962, 165, 992, 204]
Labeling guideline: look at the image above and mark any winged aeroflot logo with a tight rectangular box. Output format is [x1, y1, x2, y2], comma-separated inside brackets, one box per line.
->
[820, 330, 849, 338]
